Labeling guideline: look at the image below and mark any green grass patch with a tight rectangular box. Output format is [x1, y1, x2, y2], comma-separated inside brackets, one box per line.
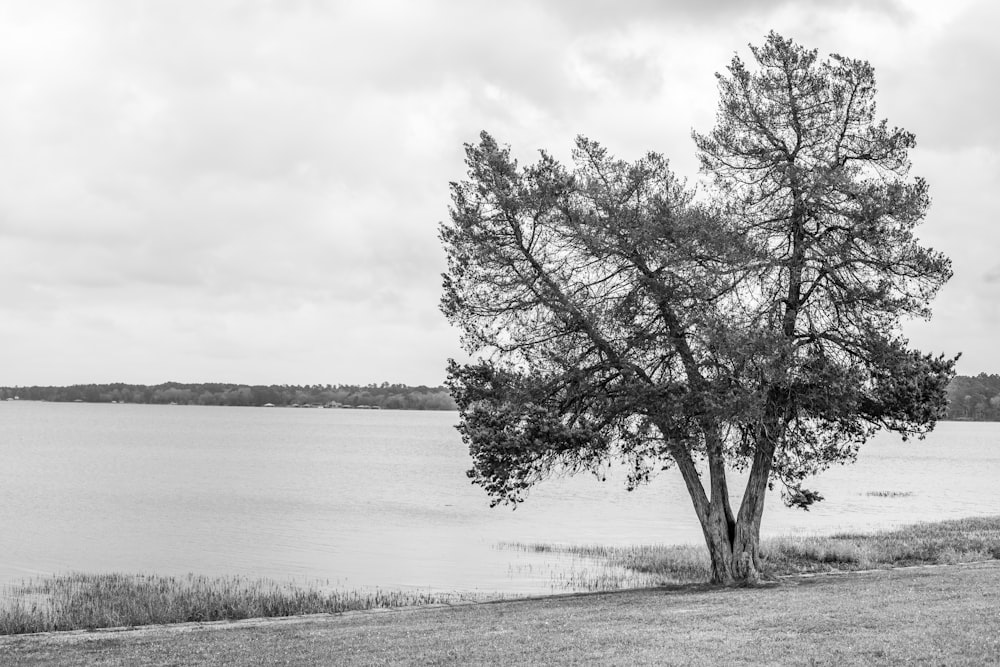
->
[0, 573, 473, 636]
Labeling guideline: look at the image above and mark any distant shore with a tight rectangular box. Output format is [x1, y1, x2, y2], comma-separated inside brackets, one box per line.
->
[5, 373, 1000, 419]
[0, 382, 457, 410]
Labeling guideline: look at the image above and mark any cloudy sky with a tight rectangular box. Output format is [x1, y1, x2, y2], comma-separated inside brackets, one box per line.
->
[0, 0, 996, 387]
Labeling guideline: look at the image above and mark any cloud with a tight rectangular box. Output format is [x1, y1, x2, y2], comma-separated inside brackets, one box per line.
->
[0, 0, 996, 383]
[870, 1, 1000, 151]
[529, 0, 906, 32]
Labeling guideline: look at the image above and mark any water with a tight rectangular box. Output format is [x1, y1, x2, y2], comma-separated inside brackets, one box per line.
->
[2, 401, 998, 594]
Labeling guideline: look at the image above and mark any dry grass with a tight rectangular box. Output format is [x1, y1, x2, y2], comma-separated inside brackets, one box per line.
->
[0, 573, 474, 636]
[3, 562, 999, 665]
[504, 515, 1000, 588]
[3, 516, 998, 637]
[501, 542, 711, 589]
[763, 515, 1000, 575]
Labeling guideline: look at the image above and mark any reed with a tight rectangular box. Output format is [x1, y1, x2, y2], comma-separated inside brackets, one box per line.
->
[4, 517, 998, 635]
[764, 516, 1000, 575]
[501, 542, 711, 589]
[0, 573, 467, 636]
[503, 516, 1000, 589]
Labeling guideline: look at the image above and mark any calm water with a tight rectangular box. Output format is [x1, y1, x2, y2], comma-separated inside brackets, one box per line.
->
[2, 402, 998, 594]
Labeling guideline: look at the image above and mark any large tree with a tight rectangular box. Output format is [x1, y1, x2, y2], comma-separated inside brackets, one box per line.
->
[440, 33, 955, 584]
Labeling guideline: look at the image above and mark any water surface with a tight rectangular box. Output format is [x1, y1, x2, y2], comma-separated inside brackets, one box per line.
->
[2, 402, 997, 593]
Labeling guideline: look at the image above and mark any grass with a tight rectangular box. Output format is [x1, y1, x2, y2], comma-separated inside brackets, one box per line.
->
[2, 516, 998, 637]
[503, 515, 1000, 588]
[501, 541, 711, 590]
[764, 515, 1000, 575]
[863, 490, 914, 497]
[0, 573, 472, 636]
[3, 562, 999, 665]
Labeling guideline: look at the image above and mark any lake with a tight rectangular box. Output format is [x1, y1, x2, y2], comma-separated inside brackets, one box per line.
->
[2, 401, 998, 595]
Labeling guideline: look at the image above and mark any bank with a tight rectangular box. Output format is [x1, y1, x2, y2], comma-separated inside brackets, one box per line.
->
[1, 560, 998, 665]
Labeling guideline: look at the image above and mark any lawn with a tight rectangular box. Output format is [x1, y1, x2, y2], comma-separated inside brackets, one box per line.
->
[1, 561, 998, 665]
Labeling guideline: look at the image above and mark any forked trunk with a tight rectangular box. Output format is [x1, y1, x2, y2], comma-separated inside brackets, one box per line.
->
[663, 421, 774, 585]
[698, 499, 765, 585]
[693, 429, 775, 585]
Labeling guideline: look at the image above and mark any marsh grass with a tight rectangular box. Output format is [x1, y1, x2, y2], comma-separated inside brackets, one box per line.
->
[864, 490, 915, 497]
[764, 515, 1000, 575]
[501, 542, 711, 589]
[0, 573, 471, 636]
[4, 517, 998, 635]
[502, 516, 1000, 589]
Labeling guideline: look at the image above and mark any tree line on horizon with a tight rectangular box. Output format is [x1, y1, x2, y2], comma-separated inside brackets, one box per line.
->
[1, 375, 995, 419]
[944, 373, 1000, 421]
[0, 381, 457, 411]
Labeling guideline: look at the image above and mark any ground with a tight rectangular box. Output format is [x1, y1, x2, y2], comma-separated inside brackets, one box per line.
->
[2, 561, 998, 665]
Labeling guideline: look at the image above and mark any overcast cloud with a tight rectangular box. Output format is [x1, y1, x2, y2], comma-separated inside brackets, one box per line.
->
[0, 0, 995, 386]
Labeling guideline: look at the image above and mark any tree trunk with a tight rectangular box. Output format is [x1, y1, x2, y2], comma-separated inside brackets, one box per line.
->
[674, 464, 768, 585]
[662, 422, 774, 586]
[731, 440, 775, 583]
[689, 426, 775, 585]
[701, 509, 738, 584]
[697, 506, 765, 586]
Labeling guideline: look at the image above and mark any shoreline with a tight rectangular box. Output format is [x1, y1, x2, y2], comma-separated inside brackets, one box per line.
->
[3, 515, 1000, 637]
[4, 556, 997, 642]
[2, 560, 998, 665]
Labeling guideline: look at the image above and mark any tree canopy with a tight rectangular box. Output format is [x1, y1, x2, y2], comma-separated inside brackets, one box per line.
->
[441, 32, 955, 584]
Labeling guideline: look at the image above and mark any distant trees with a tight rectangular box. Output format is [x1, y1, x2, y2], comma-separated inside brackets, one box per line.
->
[442, 32, 955, 584]
[944, 374, 1000, 420]
[0, 382, 457, 410]
[3, 375, 988, 417]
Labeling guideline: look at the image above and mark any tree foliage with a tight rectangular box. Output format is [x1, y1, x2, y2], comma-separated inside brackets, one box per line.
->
[441, 32, 955, 584]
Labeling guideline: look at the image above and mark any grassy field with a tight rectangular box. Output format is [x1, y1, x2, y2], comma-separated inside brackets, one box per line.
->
[1, 561, 998, 665]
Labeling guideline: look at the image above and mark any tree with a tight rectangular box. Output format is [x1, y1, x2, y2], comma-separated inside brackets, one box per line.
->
[440, 32, 955, 585]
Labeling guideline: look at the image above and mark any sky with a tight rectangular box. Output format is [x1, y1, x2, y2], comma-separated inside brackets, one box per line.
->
[0, 0, 997, 387]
